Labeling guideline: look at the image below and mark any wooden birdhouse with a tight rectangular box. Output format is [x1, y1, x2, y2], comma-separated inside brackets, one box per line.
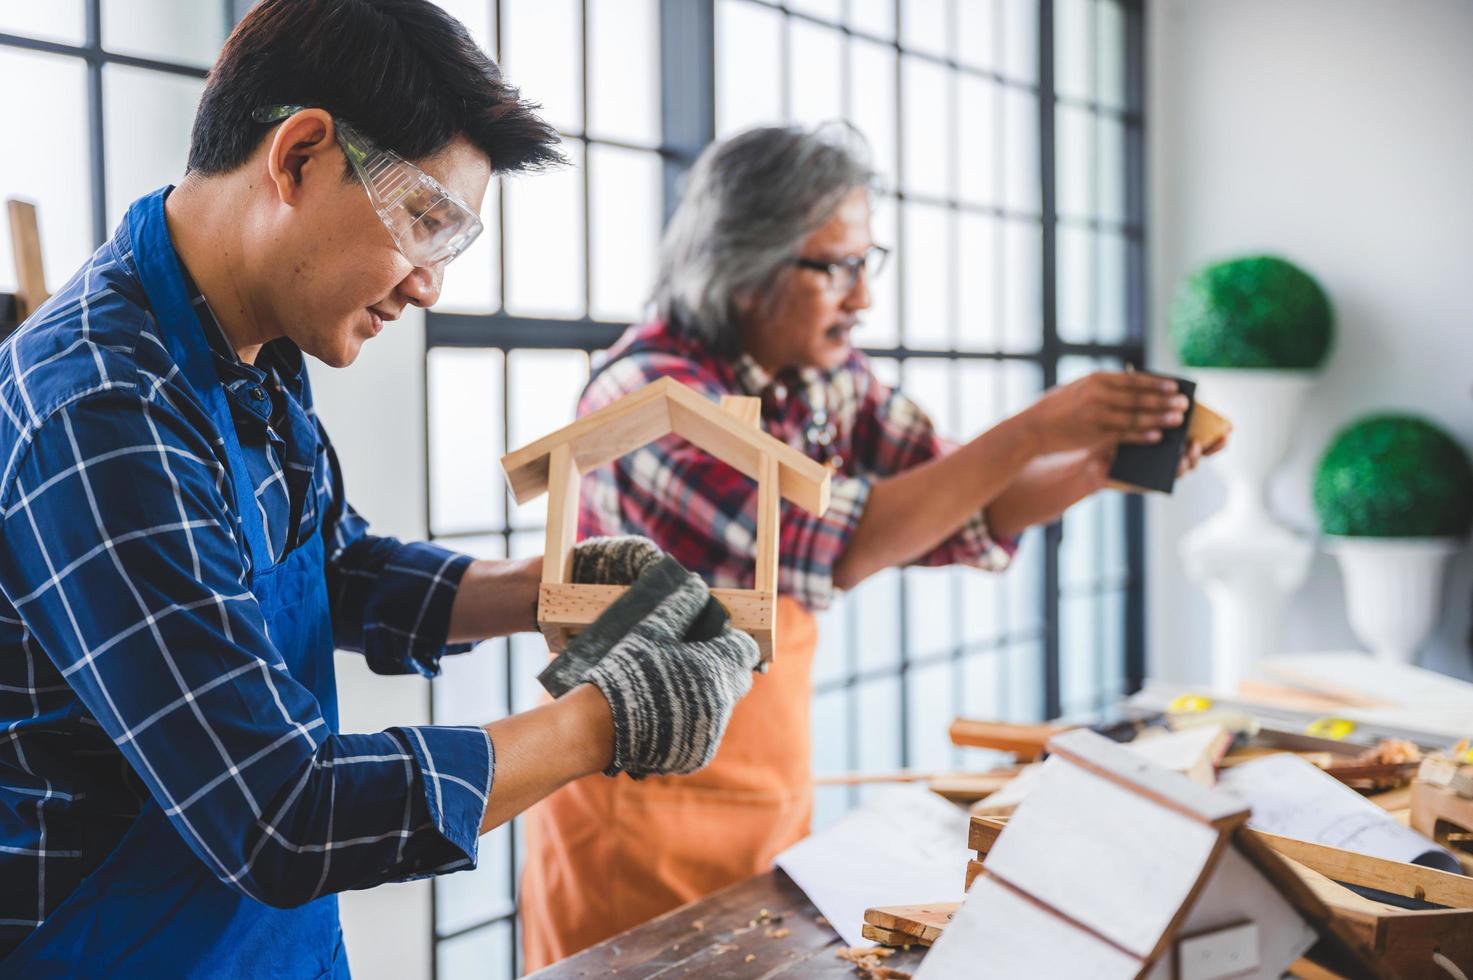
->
[499, 377, 832, 663]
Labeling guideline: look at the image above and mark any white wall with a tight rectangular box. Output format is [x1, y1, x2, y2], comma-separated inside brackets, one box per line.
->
[308, 309, 435, 980]
[1146, 0, 1473, 684]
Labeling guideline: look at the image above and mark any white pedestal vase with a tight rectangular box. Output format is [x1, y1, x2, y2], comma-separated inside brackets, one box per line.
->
[1325, 536, 1464, 665]
[1179, 369, 1318, 691]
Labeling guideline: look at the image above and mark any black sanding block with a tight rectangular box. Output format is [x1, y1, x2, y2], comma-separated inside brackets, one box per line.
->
[1107, 374, 1197, 495]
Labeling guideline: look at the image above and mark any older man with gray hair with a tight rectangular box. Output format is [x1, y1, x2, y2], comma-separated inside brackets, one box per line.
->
[519, 123, 1217, 967]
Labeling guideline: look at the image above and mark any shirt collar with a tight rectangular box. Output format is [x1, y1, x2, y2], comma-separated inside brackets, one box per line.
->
[175, 253, 307, 390]
[732, 352, 823, 405]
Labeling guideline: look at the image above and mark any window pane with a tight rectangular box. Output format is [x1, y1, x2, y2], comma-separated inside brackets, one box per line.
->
[1055, 103, 1093, 219]
[589, 144, 661, 323]
[435, 821, 514, 939]
[436, 919, 513, 980]
[906, 565, 957, 660]
[856, 676, 901, 771]
[1000, 0, 1039, 83]
[790, 0, 843, 21]
[434, 638, 509, 727]
[0, 3, 84, 43]
[0, 51, 91, 296]
[956, 212, 999, 350]
[507, 349, 589, 526]
[432, 0, 498, 55]
[961, 558, 1005, 649]
[962, 649, 1007, 720]
[849, 38, 898, 190]
[1096, 231, 1128, 343]
[103, 0, 227, 68]
[900, 0, 949, 58]
[957, 75, 998, 207]
[811, 688, 850, 775]
[1054, 0, 1091, 101]
[1001, 88, 1040, 212]
[852, 567, 900, 672]
[1000, 220, 1040, 352]
[906, 660, 955, 770]
[588, 0, 659, 145]
[1096, 114, 1127, 223]
[511, 632, 552, 713]
[103, 66, 203, 229]
[789, 18, 843, 127]
[848, 0, 896, 40]
[716, 0, 783, 136]
[1097, 0, 1128, 110]
[812, 603, 851, 687]
[501, 0, 581, 133]
[1004, 638, 1044, 721]
[1059, 590, 1098, 717]
[1061, 493, 1100, 589]
[427, 349, 505, 535]
[956, 0, 997, 72]
[901, 202, 950, 348]
[436, 182, 500, 314]
[1057, 223, 1091, 344]
[860, 194, 900, 349]
[902, 357, 957, 430]
[900, 55, 950, 199]
[504, 140, 583, 318]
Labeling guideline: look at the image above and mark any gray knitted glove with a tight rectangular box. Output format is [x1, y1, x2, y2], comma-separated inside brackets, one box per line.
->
[584, 567, 761, 778]
[571, 535, 664, 586]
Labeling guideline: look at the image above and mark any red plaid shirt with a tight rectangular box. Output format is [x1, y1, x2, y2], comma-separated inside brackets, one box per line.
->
[578, 320, 1015, 611]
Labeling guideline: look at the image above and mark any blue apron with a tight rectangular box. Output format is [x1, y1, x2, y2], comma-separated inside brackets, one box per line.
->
[0, 189, 349, 978]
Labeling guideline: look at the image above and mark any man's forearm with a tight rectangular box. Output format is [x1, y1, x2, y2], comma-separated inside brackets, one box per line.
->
[447, 556, 542, 643]
[833, 414, 1039, 590]
[480, 684, 613, 834]
[986, 449, 1109, 540]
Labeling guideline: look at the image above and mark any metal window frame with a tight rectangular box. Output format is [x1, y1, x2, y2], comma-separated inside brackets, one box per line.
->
[414, 0, 1149, 974]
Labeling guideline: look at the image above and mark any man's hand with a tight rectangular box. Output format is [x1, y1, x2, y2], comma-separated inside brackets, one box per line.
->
[1022, 371, 1188, 455]
[583, 570, 760, 778]
[1177, 431, 1231, 479]
[571, 535, 664, 586]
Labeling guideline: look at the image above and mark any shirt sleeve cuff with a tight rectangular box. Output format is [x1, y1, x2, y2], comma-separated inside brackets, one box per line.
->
[362, 545, 475, 678]
[781, 474, 871, 611]
[391, 724, 494, 872]
[953, 507, 1017, 572]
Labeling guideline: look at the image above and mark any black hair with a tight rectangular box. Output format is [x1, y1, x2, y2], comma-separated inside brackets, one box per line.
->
[187, 0, 564, 176]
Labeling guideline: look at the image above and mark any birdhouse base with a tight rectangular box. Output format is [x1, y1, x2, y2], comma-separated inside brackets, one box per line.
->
[537, 582, 776, 663]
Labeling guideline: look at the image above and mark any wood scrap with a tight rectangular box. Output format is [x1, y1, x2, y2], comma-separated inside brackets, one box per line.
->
[861, 904, 956, 947]
[6, 199, 47, 321]
[835, 943, 910, 979]
[947, 719, 1070, 760]
[1249, 830, 1473, 910]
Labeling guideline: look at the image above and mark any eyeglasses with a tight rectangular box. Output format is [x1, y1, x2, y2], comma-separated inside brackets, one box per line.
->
[251, 105, 484, 269]
[791, 244, 890, 295]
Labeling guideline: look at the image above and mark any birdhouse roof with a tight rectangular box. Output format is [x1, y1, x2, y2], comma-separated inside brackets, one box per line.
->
[500, 377, 832, 515]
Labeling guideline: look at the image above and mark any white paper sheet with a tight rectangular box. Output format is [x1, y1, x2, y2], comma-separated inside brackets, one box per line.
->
[774, 786, 971, 948]
[1217, 753, 1461, 873]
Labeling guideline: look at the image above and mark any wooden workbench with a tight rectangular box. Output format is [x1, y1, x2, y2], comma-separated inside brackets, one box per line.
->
[525, 869, 929, 978]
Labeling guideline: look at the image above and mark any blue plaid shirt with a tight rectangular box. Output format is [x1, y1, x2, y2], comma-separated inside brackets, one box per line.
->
[0, 208, 491, 958]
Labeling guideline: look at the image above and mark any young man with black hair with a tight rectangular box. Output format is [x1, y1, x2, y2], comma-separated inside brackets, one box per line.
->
[0, 1, 758, 974]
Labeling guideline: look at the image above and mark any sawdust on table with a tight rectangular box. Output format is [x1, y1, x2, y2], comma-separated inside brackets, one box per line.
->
[836, 944, 912, 980]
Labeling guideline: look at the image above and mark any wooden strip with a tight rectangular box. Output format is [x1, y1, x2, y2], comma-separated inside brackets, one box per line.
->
[540, 445, 580, 585]
[7, 199, 47, 319]
[501, 379, 674, 504]
[1187, 399, 1232, 448]
[537, 583, 775, 661]
[860, 924, 922, 948]
[718, 394, 761, 429]
[948, 719, 1072, 760]
[967, 814, 1008, 854]
[753, 453, 780, 594]
[1250, 829, 1473, 910]
[965, 859, 985, 891]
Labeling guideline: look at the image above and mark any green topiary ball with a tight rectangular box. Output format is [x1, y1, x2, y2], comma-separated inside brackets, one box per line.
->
[1170, 255, 1334, 368]
[1313, 414, 1473, 537]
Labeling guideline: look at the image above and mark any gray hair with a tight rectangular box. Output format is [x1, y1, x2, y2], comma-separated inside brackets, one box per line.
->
[652, 122, 876, 357]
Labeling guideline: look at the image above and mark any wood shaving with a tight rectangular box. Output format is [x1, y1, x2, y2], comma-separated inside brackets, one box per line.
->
[745, 954, 756, 962]
[691, 919, 705, 932]
[836, 944, 911, 979]
[765, 926, 791, 938]
[710, 943, 738, 956]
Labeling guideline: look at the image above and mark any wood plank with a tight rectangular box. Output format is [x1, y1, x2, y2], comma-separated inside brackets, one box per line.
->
[862, 903, 956, 946]
[966, 814, 1008, 854]
[7, 199, 47, 320]
[540, 444, 580, 586]
[752, 453, 780, 595]
[1250, 830, 1473, 910]
[1047, 729, 1250, 829]
[859, 924, 922, 947]
[964, 859, 984, 891]
[537, 583, 775, 661]
[1411, 779, 1473, 853]
[947, 719, 1071, 760]
[927, 769, 1022, 804]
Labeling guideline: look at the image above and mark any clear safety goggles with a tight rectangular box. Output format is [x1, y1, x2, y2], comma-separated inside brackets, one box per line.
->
[252, 105, 484, 269]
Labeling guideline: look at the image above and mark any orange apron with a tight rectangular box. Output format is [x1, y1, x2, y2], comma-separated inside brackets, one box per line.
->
[519, 597, 818, 971]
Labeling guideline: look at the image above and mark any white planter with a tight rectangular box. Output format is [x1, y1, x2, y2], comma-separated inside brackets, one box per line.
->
[1179, 368, 1319, 690]
[1325, 535, 1465, 665]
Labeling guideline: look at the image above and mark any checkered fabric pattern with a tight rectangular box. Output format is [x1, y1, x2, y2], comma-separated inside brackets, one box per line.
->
[579, 319, 1015, 611]
[0, 212, 489, 958]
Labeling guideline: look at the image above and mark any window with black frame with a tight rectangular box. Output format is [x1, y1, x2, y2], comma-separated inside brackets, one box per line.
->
[422, 2, 1144, 977]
